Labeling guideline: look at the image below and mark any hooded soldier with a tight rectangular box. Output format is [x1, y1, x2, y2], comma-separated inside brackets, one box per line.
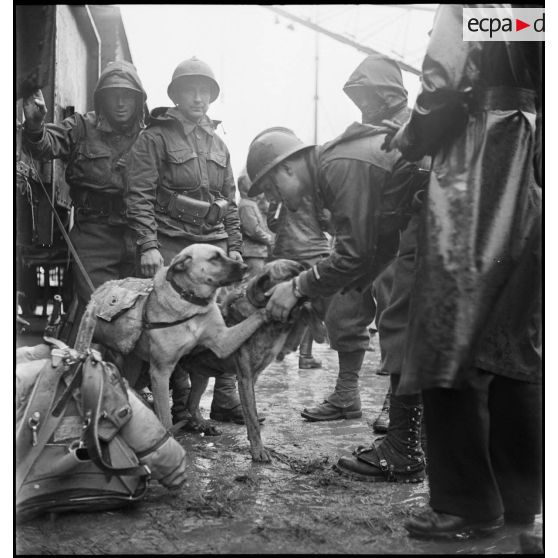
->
[124, 57, 248, 427]
[246, 55, 428, 483]
[384, 4, 542, 540]
[22, 60, 147, 344]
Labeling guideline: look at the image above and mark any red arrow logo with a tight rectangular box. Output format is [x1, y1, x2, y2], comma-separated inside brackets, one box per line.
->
[516, 18, 530, 31]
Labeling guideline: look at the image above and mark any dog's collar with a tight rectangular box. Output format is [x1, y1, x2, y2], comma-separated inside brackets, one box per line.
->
[169, 276, 212, 306]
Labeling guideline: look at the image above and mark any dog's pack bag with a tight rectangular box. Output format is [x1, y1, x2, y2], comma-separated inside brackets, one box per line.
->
[16, 340, 187, 523]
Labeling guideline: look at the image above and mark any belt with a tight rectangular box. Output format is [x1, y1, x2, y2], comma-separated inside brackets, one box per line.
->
[73, 190, 124, 216]
[471, 87, 536, 113]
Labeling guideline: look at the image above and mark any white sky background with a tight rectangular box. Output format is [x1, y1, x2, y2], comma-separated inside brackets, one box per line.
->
[118, 4, 436, 179]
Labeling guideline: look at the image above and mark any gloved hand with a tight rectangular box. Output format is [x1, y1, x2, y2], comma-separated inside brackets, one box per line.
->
[228, 250, 244, 263]
[141, 248, 164, 278]
[379, 119, 404, 152]
[23, 89, 47, 132]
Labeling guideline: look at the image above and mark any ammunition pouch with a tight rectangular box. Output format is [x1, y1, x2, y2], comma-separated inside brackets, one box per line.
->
[157, 187, 228, 226]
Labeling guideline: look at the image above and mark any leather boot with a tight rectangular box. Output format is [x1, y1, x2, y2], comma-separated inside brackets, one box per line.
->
[301, 350, 364, 421]
[405, 509, 504, 540]
[334, 394, 425, 482]
[170, 363, 191, 424]
[298, 327, 322, 369]
[371, 386, 391, 433]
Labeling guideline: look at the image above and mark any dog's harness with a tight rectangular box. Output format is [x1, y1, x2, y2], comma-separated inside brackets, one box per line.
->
[141, 282, 212, 331]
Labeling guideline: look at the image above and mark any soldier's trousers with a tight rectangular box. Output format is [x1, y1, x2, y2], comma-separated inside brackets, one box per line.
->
[423, 370, 542, 521]
[158, 234, 239, 413]
[66, 220, 137, 345]
[376, 215, 419, 379]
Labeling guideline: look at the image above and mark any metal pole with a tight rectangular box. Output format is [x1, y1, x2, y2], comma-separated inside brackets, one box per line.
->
[313, 5, 319, 144]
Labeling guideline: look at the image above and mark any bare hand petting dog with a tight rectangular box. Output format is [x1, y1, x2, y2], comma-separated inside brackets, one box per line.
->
[228, 250, 244, 263]
[140, 248, 164, 277]
[23, 89, 47, 131]
[265, 280, 298, 323]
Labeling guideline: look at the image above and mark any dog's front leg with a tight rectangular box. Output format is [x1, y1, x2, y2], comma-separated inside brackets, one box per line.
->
[207, 309, 268, 359]
[150, 365, 174, 430]
[236, 348, 271, 463]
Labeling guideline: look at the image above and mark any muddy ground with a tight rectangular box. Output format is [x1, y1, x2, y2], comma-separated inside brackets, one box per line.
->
[16, 336, 542, 554]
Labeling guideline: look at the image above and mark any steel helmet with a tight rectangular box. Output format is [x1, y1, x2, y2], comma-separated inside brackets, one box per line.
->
[167, 57, 220, 103]
[246, 127, 316, 197]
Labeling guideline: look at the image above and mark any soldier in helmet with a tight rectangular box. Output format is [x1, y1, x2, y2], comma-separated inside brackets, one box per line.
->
[125, 57, 249, 426]
[22, 61, 147, 344]
[246, 54, 428, 482]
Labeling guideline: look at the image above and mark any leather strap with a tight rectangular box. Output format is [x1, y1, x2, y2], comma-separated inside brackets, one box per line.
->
[135, 431, 172, 459]
[169, 275, 211, 306]
[141, 295, 196, 330]
[81, 359, 148, 477]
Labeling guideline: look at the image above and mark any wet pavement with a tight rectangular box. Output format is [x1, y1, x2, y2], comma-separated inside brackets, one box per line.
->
[16, 334, 543, 554]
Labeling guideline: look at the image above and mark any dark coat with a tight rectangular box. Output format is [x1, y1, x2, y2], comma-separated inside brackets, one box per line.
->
[396, 4, 542, 392]
[297, 117, 425, 299]
[23, 60, 147, 225]
[268, 194, 330, 263]
[124, 107, 242, 253]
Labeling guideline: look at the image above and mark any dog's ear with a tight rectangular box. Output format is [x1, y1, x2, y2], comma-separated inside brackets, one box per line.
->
[246, 272, 272, 306]
[254, 272, 272, 294]
[166, 253, 192, 280]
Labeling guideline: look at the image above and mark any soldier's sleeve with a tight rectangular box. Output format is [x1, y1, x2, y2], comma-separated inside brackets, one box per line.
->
[22, 113, 82, 161]
[124, 131, 162, 253]
[397, 4, 474, 160]
[298, 159, 380, 298]
[222, 159, 243, 253]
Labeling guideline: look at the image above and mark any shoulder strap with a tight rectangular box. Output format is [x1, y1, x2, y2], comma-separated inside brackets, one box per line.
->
[81, 359, 149, 477]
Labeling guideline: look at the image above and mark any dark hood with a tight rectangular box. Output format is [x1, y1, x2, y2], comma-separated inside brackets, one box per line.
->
[93, 60, 147, 124]
[343, 54, 408, 122]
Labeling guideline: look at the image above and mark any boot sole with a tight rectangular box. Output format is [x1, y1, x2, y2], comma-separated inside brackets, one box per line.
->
[406, 521, 503, 540]
[301, 409, 362, 421]
[209, 412, 265, 425]
[333, 462, 425, 483]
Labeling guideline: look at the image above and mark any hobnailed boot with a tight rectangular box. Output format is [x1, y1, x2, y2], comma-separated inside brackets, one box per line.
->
[334, 395, 425, 483]
[371, 386, 391, 433]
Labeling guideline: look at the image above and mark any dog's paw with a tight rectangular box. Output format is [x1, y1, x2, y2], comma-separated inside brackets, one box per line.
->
[202, 422, 221, 436]
[251, 446, 272, 463]
[257, 308, 272, 324]
[179, 417, 221, 436]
